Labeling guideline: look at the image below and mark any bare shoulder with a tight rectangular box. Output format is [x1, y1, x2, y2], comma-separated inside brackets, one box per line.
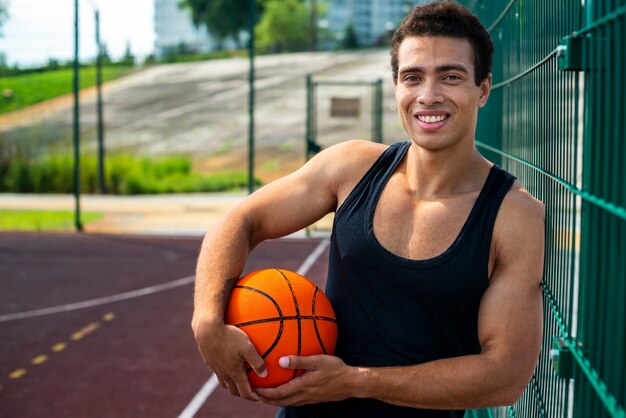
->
[312, 139, 387, 173]
[491, 179, 545, 283]
[305, 140, 388, 201]
[499, 180, 545, 225]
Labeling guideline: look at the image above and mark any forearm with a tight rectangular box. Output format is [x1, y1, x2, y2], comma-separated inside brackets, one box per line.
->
[192, 209, 255, 328]
[355, 353, 527, 410]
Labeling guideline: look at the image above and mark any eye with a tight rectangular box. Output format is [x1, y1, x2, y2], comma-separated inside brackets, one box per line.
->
[403, 75, 421, 83]
[443, 74, 463, 82]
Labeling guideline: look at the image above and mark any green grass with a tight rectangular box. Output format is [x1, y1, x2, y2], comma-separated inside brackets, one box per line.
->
[0, 154, 262, 194]
[0, 210, 103, 232]
[0, 66, 135, 115]
[158, 49, 246, 64]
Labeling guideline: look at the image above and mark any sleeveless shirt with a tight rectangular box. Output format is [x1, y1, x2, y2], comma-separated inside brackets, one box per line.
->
[278, 140, 516, 418]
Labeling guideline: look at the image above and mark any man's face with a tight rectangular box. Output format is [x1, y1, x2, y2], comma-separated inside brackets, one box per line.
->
[393, 36, 491, 152]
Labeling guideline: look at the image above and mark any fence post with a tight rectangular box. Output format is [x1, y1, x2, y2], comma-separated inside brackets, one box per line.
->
[473, 1, 504, 166]
[247, 0, 256, 195]
[95, 9, 107, 194]
[375, 79, 383, 143]
[73, 0, 82, 231]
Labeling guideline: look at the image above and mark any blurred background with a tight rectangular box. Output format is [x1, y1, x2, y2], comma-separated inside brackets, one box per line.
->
[0, 1, 625, 417]
[0, 0, 426, 234]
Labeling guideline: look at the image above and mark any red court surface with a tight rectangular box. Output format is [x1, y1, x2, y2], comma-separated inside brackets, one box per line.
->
[0, 233, 330, 418]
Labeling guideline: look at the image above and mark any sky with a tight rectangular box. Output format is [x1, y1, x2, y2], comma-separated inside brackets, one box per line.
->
[0, 0, 155, 67]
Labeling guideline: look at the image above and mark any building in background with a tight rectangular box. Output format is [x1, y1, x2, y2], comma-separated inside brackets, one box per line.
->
[154, 0, 427, 56]
[154, 0, 215, 58]
[327, 0, 427, 47]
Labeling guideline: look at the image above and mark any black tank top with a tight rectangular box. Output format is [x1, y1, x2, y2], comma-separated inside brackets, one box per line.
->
[278, 141, 516, 418]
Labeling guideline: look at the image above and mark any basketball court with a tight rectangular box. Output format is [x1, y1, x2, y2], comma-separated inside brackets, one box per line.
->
[0, 232, 330, 417]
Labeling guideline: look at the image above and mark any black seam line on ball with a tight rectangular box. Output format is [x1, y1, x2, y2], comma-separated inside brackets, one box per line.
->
[311, 287, 328, 354]
[234, 315, 337, 328]
[234, 285, 284, 361]
[277, 269, 301, 380]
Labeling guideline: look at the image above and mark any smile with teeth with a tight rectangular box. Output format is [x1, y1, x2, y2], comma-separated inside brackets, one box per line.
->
[417, 114, 449, 123]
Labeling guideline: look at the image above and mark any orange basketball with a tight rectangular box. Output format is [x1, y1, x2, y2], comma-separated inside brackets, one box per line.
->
[225, 268, 337, 388]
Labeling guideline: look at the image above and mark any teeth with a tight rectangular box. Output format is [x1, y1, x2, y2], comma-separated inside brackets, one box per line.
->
[417, 115, 448, 123]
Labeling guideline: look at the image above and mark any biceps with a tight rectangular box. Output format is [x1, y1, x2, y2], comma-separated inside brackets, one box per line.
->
[477, 276, 543, 374]
[242, 170, 337, 243]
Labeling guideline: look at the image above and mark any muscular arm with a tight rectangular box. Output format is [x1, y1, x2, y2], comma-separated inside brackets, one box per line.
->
[258, 186, 545, 409]
[191, 140, 385, 401]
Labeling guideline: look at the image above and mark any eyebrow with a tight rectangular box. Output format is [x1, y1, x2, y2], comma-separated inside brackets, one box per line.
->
[399, 64, 469, 75]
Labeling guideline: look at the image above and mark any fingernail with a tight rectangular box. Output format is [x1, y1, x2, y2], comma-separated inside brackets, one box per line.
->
[258, 369, 268, 378]
[279, 356, 289, 368]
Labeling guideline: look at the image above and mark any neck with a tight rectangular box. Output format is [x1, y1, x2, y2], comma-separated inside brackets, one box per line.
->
[403, 139, 491, 200]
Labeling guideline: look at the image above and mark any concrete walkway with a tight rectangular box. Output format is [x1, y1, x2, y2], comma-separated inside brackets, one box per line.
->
[0, 193, 245, 236]
[0, 193, 334, 236]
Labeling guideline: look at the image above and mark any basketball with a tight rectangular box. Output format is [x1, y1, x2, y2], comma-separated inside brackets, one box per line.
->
[225, 268, 337, 388]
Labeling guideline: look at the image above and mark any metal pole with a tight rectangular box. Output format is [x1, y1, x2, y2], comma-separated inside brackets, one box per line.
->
[95, 9, 107, 194]
[248, 0, 255, 195]
[376, 79, 383, 143]
[73, 0, 83, 231]
[305, 74, 312, 161]
[310, 0, 317, 51]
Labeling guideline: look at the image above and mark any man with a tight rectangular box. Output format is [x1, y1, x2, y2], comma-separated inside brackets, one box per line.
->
[192, 1, 545, 417]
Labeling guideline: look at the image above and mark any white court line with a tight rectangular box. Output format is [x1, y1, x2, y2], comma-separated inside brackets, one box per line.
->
[296, 239, 330, 276]
[178, 375, 220, 418]
[177, 238, 331, 418]
[0, 275, 195, 322]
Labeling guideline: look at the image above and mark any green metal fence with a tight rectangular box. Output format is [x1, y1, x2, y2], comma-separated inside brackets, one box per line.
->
[305, 74, 384, 161]
[304, 74, 384, 236]
[463, 1, 626, 417]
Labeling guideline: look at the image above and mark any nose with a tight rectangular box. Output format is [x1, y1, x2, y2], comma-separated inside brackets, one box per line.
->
[416, 79, 444, 106]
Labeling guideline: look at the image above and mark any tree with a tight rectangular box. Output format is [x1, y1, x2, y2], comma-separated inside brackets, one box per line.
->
[120, 41, 135, 66]
[179, 0, 265, 48]
[0, 1, 9, 37]
[256, 0, 310, 53]
[100, 42, 112, 65]
[342, 22, 359, 49]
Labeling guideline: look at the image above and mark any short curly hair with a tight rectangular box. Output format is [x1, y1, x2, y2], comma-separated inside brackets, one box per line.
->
[390, 1, 493, 86]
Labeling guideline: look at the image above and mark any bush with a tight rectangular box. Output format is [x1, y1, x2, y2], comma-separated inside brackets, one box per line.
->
[0, 154, 261, 194]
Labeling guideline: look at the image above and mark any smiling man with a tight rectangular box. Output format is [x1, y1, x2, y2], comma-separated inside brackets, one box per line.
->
[192, 1, 545, 417]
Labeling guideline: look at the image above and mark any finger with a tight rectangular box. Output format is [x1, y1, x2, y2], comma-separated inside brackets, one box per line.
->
[223, 379, 240, 397]
[232, 367, 262, 402]
[260, 397, 302, 408]
[243, 342, 267, 378]
[255, 387, 284, 400]
[255, 377, 301, 400]
[256, 389, 305, 408]
[234, 378, 261, 402]
[279, 355, 320, 371]
[216, 374, 226, 389]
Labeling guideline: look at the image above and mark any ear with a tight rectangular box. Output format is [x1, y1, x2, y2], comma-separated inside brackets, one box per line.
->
[478, 73, 492, 108]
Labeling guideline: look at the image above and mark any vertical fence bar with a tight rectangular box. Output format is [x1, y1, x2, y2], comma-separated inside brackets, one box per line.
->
[72, 0, 82, 231]
[247, 0, 256, 195]
[305, 74, 313, 161]
[368, 79, 383, 144]
[95, 9, 107, 194]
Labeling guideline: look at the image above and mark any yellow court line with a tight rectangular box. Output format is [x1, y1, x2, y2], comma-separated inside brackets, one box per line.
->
[31, 355, 48, 365]
[9, 369, 27, 379]
[51, 342, 67, 352]
[4, 313, 116, 389]
[71, 322, 100, 341]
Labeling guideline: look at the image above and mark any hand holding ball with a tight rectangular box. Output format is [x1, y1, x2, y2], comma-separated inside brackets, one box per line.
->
[225, 269, 337, 388]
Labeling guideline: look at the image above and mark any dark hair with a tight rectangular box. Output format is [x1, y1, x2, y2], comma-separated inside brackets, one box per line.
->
[390, 0, 493, 85]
